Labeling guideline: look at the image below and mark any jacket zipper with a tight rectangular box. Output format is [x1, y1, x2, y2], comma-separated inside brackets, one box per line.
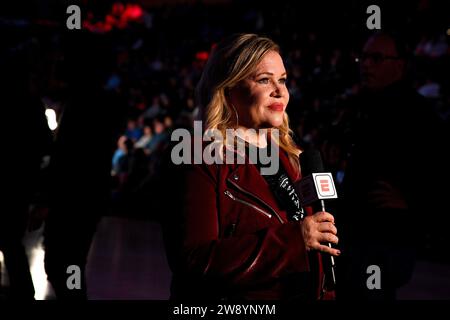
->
[227, 180, 284, 224]
[224, 190, 272, 219]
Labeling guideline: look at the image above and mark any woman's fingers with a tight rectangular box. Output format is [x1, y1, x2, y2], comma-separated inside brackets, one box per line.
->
[314, 211, 335, 224]
[301, 213, 340, 253]
[317, 222, 337, 235]
[318, 232, 339, 245]
[316, 244, 341, 256]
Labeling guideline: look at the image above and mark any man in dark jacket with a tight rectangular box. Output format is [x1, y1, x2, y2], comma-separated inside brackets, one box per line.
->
[43, 31, 124, 299]
[1, 37, 53, 299]
[333, 32, 447, 300]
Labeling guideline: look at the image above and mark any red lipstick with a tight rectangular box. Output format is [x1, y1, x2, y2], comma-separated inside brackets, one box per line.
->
[268, 103, 284, 112]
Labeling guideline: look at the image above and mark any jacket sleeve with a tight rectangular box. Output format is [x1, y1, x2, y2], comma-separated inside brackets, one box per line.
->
[164, 162, 310, 290]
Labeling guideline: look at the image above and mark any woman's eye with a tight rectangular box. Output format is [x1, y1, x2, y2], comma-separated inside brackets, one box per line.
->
[279, 78, 287, 85]
[257, 78, 269, 84]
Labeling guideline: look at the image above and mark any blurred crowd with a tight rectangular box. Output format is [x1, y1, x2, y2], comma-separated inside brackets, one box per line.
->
[92, 1, 449, 214]
[2, 0, 449, 238]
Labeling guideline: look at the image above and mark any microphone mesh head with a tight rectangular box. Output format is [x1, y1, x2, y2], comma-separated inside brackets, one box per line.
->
[300, 149, 324, 175]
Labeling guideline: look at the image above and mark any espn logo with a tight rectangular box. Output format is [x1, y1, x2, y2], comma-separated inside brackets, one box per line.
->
[313, 173, 337, 198]
[297, 172, 338, 205]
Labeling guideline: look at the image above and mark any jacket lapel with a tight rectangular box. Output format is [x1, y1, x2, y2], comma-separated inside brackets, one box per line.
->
[226, 148, 299, 216]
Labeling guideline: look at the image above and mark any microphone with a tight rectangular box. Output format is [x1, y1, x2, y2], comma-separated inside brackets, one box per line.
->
[298, 149, 338, 287]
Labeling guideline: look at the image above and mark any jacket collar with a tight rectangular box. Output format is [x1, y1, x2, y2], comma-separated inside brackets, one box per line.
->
[226, 147, 300, 213]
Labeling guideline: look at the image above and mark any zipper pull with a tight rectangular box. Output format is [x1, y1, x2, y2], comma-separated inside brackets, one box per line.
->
[224, 190, 235, 200]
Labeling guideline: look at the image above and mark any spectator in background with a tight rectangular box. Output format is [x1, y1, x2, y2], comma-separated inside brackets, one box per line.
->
[147, 114, 169, 155]
[125, 118, 143, 143]
[112, 135, 135, 179]
[112, 135, 131, 175]
[415, 33, 448, 59]
[134, 121, 153, 153]
[43, 31, 123, 299]
[1, 42, 53, 299]
[330, 31, 448, 300]
[418, 76, 441, 99]
[142, 95, 162, 119]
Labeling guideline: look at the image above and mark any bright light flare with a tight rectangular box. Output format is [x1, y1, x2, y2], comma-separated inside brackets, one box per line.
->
[45, 108, 58, 131]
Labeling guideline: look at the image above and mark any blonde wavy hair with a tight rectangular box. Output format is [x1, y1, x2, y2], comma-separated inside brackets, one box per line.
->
[196, 33, 301, 174]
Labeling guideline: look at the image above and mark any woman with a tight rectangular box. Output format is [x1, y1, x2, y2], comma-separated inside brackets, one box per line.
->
[162, 33, 340, 301]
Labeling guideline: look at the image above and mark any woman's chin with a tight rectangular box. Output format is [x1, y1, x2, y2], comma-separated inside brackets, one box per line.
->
[254, 115, 284, 129]
[268, 117, 284, 128]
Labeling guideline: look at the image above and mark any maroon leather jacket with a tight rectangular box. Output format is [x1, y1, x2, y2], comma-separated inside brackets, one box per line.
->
[161, 144, 326, 300]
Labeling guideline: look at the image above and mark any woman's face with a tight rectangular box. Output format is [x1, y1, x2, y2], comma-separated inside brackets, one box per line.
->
[228, 50, 289, 129]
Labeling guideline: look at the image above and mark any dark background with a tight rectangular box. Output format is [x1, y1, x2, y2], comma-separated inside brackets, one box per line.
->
[1, 0, 449, 300]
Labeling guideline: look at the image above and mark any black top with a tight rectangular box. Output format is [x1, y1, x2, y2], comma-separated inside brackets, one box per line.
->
[240, 137, 305, 221]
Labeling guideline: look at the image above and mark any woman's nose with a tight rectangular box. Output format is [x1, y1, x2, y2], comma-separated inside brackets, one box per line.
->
[271, 83, 283, 98]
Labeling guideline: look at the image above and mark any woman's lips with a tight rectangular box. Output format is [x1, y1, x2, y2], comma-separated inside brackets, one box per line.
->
[268, 103, 284, 111]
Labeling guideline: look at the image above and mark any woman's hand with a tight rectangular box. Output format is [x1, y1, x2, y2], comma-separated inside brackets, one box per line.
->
[300, 211, 340, 256]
